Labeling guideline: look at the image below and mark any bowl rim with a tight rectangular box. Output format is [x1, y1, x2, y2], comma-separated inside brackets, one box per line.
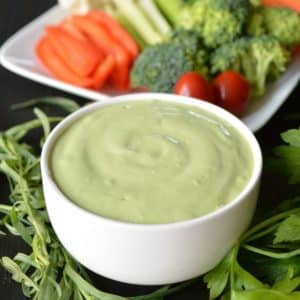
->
[41, 92, 262, 231]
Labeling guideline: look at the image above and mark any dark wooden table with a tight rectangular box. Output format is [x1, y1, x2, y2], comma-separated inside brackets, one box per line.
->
[0, 1, 300, 299]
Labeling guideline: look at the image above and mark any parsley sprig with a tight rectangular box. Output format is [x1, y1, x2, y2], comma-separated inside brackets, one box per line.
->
[204, 129, 300, 300]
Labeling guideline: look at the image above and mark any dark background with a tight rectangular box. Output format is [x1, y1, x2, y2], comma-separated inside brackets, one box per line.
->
[0, 1, 299, 299]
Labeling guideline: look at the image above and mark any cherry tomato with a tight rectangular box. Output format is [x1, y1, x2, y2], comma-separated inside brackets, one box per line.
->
[291, 42, 300, 59]
[213, 71, 250, 117]
[174, 72, 215, 103]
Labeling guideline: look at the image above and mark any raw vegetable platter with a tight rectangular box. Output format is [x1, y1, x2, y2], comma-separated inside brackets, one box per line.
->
[2, 2, 300, 132]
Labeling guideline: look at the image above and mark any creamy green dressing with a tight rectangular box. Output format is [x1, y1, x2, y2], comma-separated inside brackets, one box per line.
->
[51, 100, 253, 224]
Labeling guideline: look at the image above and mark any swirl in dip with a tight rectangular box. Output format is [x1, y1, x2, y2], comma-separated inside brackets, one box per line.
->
[50, 100, 253, 224]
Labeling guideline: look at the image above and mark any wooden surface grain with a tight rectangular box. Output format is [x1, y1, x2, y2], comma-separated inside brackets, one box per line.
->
[0, 1, 299, 299]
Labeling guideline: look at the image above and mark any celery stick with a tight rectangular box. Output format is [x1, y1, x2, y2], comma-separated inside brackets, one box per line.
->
[138, 0, 171, 35]
[103, 4, 147, 49]
[112, 0, 163, 45]
[154, 0, 182, 25]
[118, 16, 147, 49]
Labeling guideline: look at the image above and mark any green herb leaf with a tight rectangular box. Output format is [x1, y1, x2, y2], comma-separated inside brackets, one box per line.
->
[281, 129, 300, 147]
[14, 253, 38, 268]
[233, 262, 265, 291]
[231, 289, 300, 300]
[274, 215, 300, 244]
[11, 97, 80, 113]
[1, 257, 38, 290]
[5, 117, 61, 140]
[34, 108, 51, 140]
[65, 264, 128, 300]
[240, 254, 300, 287]
[203, 252, 232, 300]
[273, 276, 300, 293]
[269, 128, 300, 184]
[273, 146, 300, 184]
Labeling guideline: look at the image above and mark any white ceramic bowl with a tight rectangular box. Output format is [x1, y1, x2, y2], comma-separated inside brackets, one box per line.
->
[41, 93, 262, 285]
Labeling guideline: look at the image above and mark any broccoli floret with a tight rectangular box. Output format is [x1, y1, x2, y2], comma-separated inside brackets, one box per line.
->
[178, 0, 252, 48]
[170, 29, 209, 76]
[247, 9, 265, 37]
[247, 7, 300, 48]
[131, 30, 208, 93]
[210, 36, 289, 96]
[250, 0, 261, 6]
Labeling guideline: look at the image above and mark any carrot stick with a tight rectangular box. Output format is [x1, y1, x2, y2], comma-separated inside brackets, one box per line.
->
[71, 15, 131, 90]
[45, 26, 102, 77]
[109, 64, 130, 91]
[59, 19, 106, 64]
[92, 55, 115, 89]
[70, 15, 131, 66]
[262, 0, 300, 12]
[60, 18, 87, 41]
[35, 37, 94, 88]
[87, 10, 139, 60]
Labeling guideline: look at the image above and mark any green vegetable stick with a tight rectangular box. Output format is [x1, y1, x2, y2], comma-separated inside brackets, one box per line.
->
[112, 0, 163, 45]
[105, 4, 147, 49]
[154, 0, 182, 25]
[138, 0, 171, 35]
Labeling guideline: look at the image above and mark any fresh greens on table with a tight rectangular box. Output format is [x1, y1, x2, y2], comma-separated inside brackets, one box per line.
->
[204, 128, 300, 299]
[1, 99, 300, 300]
[0, 99, 194, 300]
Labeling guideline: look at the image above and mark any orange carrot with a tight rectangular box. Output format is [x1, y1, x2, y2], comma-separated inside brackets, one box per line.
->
[35, 37, 94, 88]
[92, 55, 115, 89]
[60, 18, 87, 41]
[59, 19, 106, 64]
[70, 16, 131, 67]
[45, 26, 102, 77]
[262, 0, 282, 6]
[71, 15, 131, 90]
[262, 0, 300, 12]
[109, 64, 130, 91]
[87, 10, 139, 60]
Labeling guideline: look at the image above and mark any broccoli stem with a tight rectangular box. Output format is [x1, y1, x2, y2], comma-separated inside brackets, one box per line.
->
[112, 0, 163, 45]
[138, 0, 171, 35]
[253, 48, 275, 96]
[154, 0, 183, 25]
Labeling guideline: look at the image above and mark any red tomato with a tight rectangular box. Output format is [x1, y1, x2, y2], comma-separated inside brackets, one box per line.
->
[174, 72, 215, 103]
[213, 71, 250, 117]
[291, 42, 300, 59]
